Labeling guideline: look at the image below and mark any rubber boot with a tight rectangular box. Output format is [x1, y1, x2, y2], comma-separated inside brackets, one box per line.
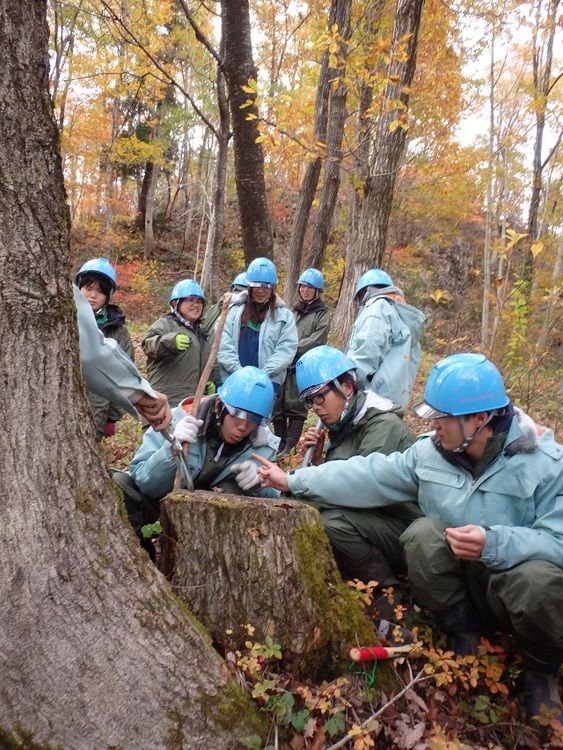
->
[272, 418, 286, 454]
[339, 549, 402, 622]
[432, 596, 482, 656]
[281, 418, 305, 455]
[522, 651, 563, 724]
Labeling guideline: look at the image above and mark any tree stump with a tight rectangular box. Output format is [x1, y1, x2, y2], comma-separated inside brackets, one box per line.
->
[159, 490, 374, 677]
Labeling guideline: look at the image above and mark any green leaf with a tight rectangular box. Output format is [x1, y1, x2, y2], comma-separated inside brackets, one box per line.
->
[240, 735, 263, 750]
[140, 520, 162, 539]
[324, 712, 345, 737]
[291, 709, 310, 733]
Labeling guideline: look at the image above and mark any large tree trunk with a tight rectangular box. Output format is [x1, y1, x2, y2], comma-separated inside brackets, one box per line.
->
[0, 3, 264, 746]
[160, 491, 374, 678]
[332, 0, 425, 342]
[221, 0, 273, 262]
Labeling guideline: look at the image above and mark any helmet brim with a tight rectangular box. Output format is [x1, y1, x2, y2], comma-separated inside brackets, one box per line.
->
[222, 402, 267, 426]
[412, 400, 450, 419]
[248, 281, 274, 288]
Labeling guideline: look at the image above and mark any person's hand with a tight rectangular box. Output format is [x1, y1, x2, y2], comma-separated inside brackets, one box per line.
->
[445, 525, 486, 560]
[135, 391, 172, 432]
[205, 380, 216, 395]
[174, 415, 204, 444]
[175, 333, 191, 351]
[253, 453, 290, 493]
[232, 460, 260, 490]
[301, 426, 323, 450]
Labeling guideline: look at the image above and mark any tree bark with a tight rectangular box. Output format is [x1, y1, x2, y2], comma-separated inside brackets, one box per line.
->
[0, 3, 264, 746]
[221, 0, 273, 262]
[332, 0, 425, 342]
[160, 491, 374, 677]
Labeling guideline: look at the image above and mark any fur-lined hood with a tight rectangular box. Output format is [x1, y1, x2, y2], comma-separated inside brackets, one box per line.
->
[504, 407, 541, 456]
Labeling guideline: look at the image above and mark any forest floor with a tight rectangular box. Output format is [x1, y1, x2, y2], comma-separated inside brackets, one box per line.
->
[78, 233, 562, 750]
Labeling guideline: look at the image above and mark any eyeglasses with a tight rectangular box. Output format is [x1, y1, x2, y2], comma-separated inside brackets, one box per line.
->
[183, 296, 204, 305]
[303, 386, 332, 408]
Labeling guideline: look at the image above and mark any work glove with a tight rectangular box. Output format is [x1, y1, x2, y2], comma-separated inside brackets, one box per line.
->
[175, 333, 191, 351]
[205, 380, 217, 395]
[173, 415, 203, 444]
[232, 460, 260, 491]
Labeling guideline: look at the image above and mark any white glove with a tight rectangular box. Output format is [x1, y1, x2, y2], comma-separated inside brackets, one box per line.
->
[232, 460, 260, 491]
[173, 415, 203, 444]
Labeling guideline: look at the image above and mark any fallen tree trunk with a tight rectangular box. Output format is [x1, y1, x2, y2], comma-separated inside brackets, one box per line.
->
[159, 491, 374, 677]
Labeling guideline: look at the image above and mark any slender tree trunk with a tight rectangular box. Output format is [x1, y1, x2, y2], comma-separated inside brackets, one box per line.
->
[183, 128, 209, 254]
[332, 0, 424, 341]
[306, 0, 352, 273]
[201, 52, 230, 301]
[481, 24, 496, 350]
[521, 0, 558, 298]
[136, 160, 154, 228]
[144, 158, 159, 260]
[283, 0, 344, 300]
[221, 0, 273, 261]
[0, 3, 263, 745]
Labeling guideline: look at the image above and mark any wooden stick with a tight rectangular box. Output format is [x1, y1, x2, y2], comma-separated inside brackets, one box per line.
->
[173, 292, 233, 491]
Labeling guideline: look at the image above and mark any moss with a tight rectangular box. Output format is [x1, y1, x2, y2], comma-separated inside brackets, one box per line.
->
[0, 726, 63, 750]
[112, 479, 129, 525]
[163, 709, 184, 750]
[75, 487, 94, 514]
[202, 680, 267, 740]
[166, 588, 213, 645]
[294, 518, 374, 675]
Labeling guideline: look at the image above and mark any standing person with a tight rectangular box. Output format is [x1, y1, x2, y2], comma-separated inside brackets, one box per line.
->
[74, 284, 171, 432]
[201, 272, 248, 334]
[346, 268, 426, 409]
[75, 257, 135, 440]
[142, 279, 212, 410]
[257, 353, 563, 723]
[217, 257, 298, 398]
[273, 268, 330, 454]
[114, 367, 281, 554]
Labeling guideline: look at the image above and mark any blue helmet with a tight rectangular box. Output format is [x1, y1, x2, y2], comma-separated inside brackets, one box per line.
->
[217, 367, 274, 424]
[246, 257, 278, 286]
[298, 268, 325, 290]
[231, 272, 249, 291]
[414, 353, 509, 419]
[169, 279, 206, 304]
[296, 345, 356, 399]
[355, 268, 393, 299]
[75, 257, 117, 292]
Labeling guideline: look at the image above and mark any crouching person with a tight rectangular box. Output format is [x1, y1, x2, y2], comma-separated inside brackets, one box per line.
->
[256, 353, 563, 723]
[114, 366, 280, 554]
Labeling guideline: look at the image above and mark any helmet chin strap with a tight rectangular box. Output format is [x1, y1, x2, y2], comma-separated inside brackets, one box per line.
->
[451, 412, 496, 453]
[330, 379, 352, 423]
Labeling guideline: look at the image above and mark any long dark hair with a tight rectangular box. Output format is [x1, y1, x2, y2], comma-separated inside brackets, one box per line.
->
[241, 289, 277, 325]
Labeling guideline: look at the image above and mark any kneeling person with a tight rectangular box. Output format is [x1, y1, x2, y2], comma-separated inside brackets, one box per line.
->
[295, 345, 421, 619]
[115, 367, 280, 547]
